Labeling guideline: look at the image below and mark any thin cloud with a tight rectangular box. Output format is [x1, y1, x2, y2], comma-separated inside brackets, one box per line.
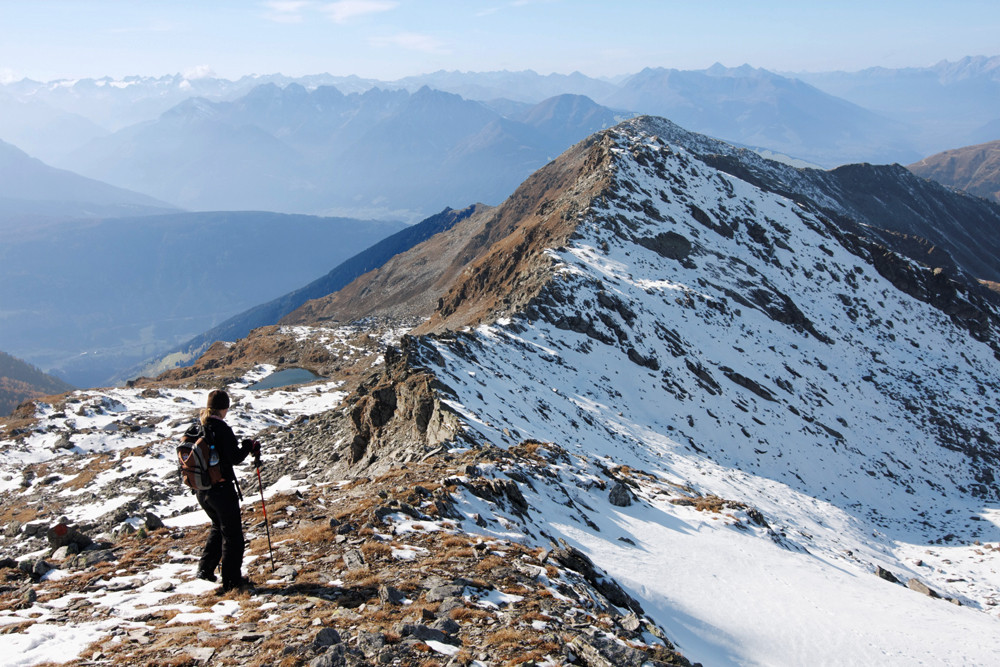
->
[322, 0, 399, 23]
[262, 1, 312, 23]
[183, 65, 216, 80]
[370, 32, 449, 55]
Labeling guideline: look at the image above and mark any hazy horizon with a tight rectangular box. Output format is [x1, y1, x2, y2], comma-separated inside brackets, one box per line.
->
[2, 0, 998, 83]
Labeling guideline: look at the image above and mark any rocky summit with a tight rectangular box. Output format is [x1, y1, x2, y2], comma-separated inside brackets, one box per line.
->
[3, 117, 1000, 666]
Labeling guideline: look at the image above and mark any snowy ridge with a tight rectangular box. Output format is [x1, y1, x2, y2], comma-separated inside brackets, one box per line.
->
[408, 124, 1000, 664]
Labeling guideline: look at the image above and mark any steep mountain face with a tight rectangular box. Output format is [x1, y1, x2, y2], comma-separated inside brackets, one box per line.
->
[0, 211, 404, 387]
[603, 64, 917, 167]
[909, 139, 1000, 205]
[0, 139, 175, 218]
[4, 118, 1000, 666]
[0, 351, 74, 416]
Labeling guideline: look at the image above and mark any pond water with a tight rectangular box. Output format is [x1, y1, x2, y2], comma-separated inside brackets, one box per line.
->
[249, 367, 326, 391]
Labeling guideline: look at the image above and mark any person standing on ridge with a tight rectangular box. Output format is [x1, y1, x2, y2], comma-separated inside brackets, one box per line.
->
[188, 389, 260, 592]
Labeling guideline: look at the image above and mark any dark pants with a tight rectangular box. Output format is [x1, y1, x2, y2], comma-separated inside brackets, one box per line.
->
[196, 483, 244, 584]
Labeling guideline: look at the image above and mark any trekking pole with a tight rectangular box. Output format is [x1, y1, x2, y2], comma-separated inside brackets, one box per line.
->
[254, 445, 276, 572]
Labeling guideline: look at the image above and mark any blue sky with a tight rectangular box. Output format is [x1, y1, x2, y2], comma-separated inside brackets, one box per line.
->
[1, 0, 998, 82]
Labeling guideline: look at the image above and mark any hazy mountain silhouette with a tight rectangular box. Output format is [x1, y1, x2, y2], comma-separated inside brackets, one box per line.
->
[795, 55, 1000, 155]
[603, 64, 918, 167]
[60, 85, 626, 220]
[1, 211, 404, 387]
[0, 139, 176, 218]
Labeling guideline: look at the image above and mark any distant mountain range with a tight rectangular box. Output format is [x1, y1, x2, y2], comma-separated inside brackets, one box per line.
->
[3, 58, 998, 220]
[794, 55, 1000, 155]
[909, 139, 1000, 205]
[0, 350, 74, 416]
[57, 86, 624, 220]
[0, 211, 405, 387]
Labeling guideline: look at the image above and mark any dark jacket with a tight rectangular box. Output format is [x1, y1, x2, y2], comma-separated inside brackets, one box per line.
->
[187, 416, 253, 484]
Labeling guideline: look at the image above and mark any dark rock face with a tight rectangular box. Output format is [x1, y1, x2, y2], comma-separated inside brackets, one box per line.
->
[609, 481, 635, 507]
[637, 231, 693, 260]
[549, 543, 645, 614]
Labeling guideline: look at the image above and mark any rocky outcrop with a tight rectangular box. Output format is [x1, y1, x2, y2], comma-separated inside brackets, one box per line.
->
[343, 338, 464, 471]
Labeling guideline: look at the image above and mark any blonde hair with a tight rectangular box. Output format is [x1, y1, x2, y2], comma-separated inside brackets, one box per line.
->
[199, 407, 225, 425]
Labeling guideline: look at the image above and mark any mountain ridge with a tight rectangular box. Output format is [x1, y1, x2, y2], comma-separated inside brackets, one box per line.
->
[909, 139, 1000, 205]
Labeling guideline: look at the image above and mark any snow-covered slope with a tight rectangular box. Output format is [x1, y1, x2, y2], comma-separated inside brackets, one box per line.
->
[400, 121, 1000, 664]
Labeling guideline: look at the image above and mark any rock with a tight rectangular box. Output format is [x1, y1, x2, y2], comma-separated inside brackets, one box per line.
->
[314, 627, 342, 647]
[67, 548, 116, 569]
[432, 618, 460, 636]
[549, 544, 644, 614]
[0, 557, 17, 569]
[32, 560, 52, 578]
[274, 565, 298, 579]
[875, 566, 899, 584]
[436, 597, 464, 616]
[569, 632, 649, 667]
[355, 630, 386, 655]
[47, 522, 92, 550]
[182, 647, 215, 664]
[152, 581, 175, 592]
[620, 612, 643, 633]
[23, 521, 45, 536]
[426, 583, 466, 602]
[609, 481, 634, 507]
[144, 512, 164, 531]
[343, 549, 365, 570]
[4, 521, 22, 537]
[378, 584, 405, 605]
[309, 645, 348, 667]
[51, 544, 79, 560]
[907, 578, 941, 598]
[396, 623, 459, 646]
[637, 231, 692, 260]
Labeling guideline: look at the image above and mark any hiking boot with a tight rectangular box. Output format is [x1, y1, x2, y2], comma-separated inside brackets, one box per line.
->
[220, 576, 254, 593]
[196, 570, 217, 583]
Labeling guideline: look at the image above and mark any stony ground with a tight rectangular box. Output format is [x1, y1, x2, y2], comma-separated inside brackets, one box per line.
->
[1, 445, 694, 667]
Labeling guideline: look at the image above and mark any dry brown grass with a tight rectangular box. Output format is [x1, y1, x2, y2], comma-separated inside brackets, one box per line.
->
[521, 611, 553, 623]
[441, 535, 471, 548]
[449, 607, 492, 622]
[361, 541, 392, 560]
[483, 627, 525, 650]
[342, 569, 382, 588]
[288, 521, 332, 544]
[475, 555, 505, 572]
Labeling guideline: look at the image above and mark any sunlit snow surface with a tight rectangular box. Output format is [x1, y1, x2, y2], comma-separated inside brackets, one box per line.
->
[420, 129, 1000, 665]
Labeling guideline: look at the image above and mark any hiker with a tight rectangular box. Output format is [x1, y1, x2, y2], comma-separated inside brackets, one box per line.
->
[187, 389, 260, 592]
